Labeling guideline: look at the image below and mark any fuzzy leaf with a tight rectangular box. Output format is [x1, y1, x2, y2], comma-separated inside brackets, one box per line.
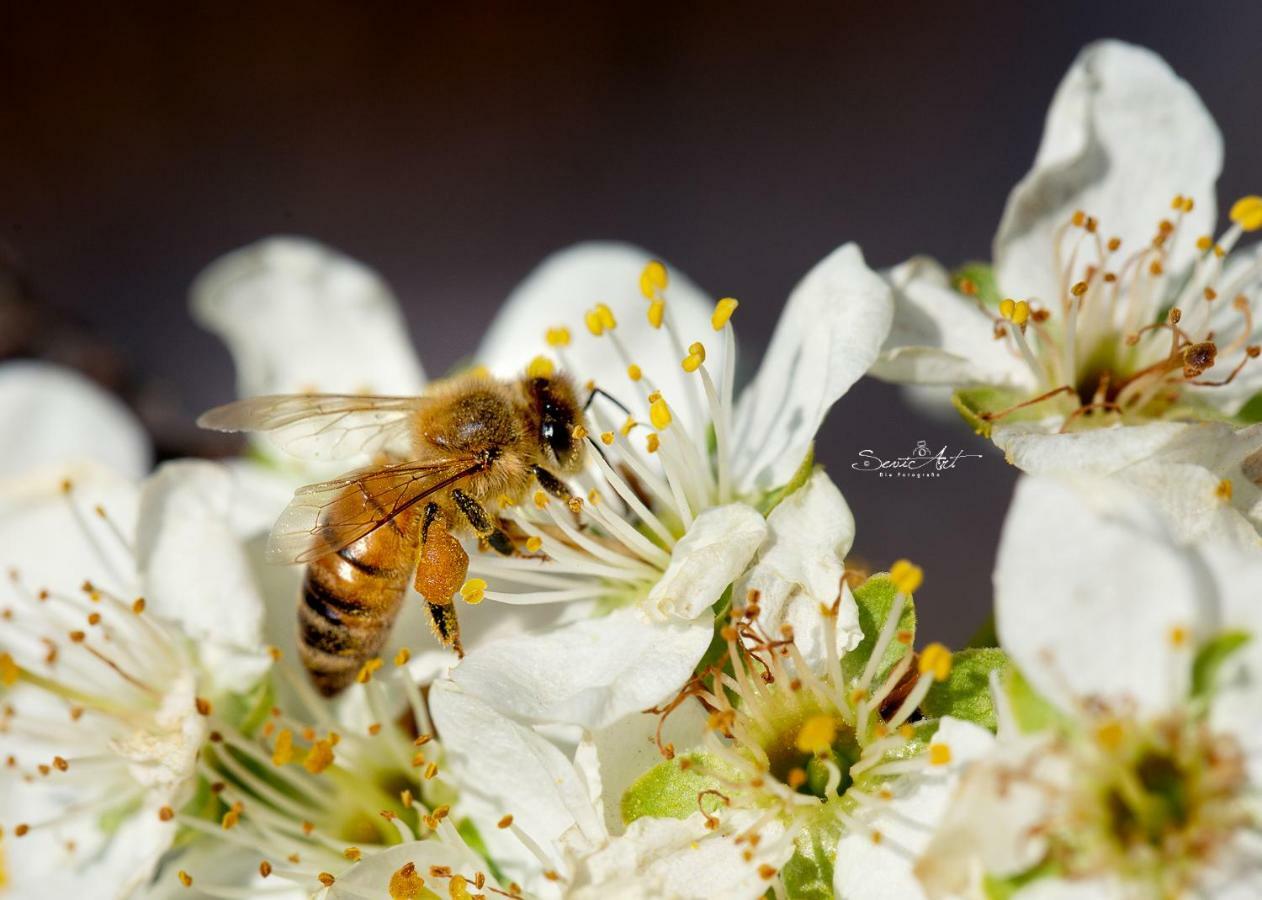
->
[755, 447, 816, 516]
[951, 261, 1001, 307]
[780, 802, 845, 900]
[620, 753, 734, 824]
[922, 648, 1009, 730]
[842, 574, 916, 689]
[1191, 630, 1252, 699]
[1002, 665, 1067, 734]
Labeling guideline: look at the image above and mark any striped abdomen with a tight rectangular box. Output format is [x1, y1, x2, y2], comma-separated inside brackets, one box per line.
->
[298, 507, 422, 696]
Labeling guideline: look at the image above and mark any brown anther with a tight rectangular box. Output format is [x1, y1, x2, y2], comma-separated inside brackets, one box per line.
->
[159, 806, 175, 821]
[1085, 216, 1098, 233]
[1031, 308, 1051, 323]
[368, 723, 382, 736]
[1071, 210, 1086, 227]
[958, 277, 977, 296]
[53, 756, 68, 771]
[132, 598, 146, 614]
[259, 861, 272, 878]
[1248, 346, 1261, 358]
[210, 781, 226, 794]
[758, 864, 778, 879]
[1204, 287, 1218, 301]
[209, 731, 223, 743]
[15, 824, 30, 837]
[414, 734, 433, 746]
[68, 631, 85, 643]
[178, 870, 192, 887]
[302, 820, 316, 834]
[1150, 259, 1164, 276]
[86, 612, 101, 626]
[344, 847, 362, 861]
[498, 814, 514, 829]
[1168, 307, 1182, 324]
[195, 697, 212, 716]
[318, 873, 335, 887]
[1107, 237, 1122, 252]
[1070, 281, 1088, 297]
[1182, 341, 1218, 378]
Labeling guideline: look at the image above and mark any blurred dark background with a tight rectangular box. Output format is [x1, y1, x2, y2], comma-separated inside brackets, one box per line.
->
[4, 2, 1261, 645]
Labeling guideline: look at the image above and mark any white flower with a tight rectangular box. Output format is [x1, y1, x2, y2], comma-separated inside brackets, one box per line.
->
[868, 40, 1262, 539]
[0, 461, 270, 899]
[916, 475, 1262, 898]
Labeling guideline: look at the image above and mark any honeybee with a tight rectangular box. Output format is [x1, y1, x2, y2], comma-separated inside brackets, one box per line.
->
[199, 369, 587, 695]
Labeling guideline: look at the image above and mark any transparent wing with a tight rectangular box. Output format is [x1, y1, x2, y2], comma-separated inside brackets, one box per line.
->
[266, 457, 482, 564]
[198, 393, 429, 461]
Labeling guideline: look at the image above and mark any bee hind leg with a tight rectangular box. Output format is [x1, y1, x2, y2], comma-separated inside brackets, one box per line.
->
[451, 489, 514, 556]
[415, 503, 467, 657]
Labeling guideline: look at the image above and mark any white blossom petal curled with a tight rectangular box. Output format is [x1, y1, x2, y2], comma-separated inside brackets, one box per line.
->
[192, 236, 425, 400]
[0, 360, 149, 480]
[732, 242, 893, 493]
[451, 606, 713, 730]
[994, 39, 1221, 304]
[645, 503, 767, 621]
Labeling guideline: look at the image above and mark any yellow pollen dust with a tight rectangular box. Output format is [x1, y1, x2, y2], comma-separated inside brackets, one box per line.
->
[918, 643, 952, 682]
[712, 297, 739, 330]
[649, 397, 672, 430]
[525, 355, 555, 379]
[682, 341, 706, 372]
[389, 862, 426, 900]
[534, 490, 549, 508]
[1229, 195, 1262, 232]
[460, 578, 487, 605]
[305, 738, 336, 774]
[794, 714, 837, 755]
[999, 298, 1031, 326]
[545, 326, 571, 347]
[889, 559, 924, 595]
[928, 743, 952, 766]
[272, 729, 295, 766]
[640, 259, 668, 299]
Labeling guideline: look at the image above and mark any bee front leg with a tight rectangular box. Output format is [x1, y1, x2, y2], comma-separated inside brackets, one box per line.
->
[451, 489, 514, 556]
[415, 503, 467, 657]
[532, 465, 572, 502]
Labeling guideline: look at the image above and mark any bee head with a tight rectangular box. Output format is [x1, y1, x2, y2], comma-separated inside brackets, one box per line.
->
[522, 364, 584, 472]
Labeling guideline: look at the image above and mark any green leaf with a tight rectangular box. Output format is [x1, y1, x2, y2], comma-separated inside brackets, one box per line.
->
[1191, 630, 1252, 699]
[1002, 665, 1067, 734]
[1235, 392, 1262, 424]
[621, 753, 736, 824]
[951, 261, 1001, 307]
[780, 801, 845, 900]
[842, 574, 916, 689]
[922, 648, 1009, 730]
[756, 448, 816, 516]
[966, 613, 999, 649]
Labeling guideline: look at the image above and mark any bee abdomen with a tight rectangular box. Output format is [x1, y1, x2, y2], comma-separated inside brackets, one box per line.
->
[297, 538, 414, 697]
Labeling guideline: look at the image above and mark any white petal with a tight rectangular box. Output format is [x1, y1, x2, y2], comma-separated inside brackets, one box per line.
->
[994, 40, 1221, 304]
[477, 242, 723, 434]
[835, 717, 995, 900]
[0, 361, 149, 480]
[451, 605, 713, 730]
[871, 257, 1035, 390]
[646, 503, 767, 621]
[328, 839, 502, 899]
[732, 243, 893, 493]
[135, 461, 270, 694]
[995, 476, 1206, 717]
[428, 681, 604, 858]
[570, 810, 792, 900]
[740, 470, 861, 670]
[191, 237, 425, 400]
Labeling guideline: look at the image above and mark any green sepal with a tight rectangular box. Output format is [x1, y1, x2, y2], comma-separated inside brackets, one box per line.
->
[458, 818, 507, 885]
[951, 387, 1066, 438]
[842, 574, 916, 690]
[693, 587, 735, 676]
[620, 752, 738, 824]
[1191, 630, 1252, 699]
[1002, 665, 1068, 734]
[922, 647, 1009, 731]
[965, 613, 999, 649]
[216, 673, 275, 737]
[951, 261, 1001, 307]
[1234, 392, 1262, 423]
[755, 448, 816, 516]
[780, 800, 845, 900]
[982, 859, 1061, 899]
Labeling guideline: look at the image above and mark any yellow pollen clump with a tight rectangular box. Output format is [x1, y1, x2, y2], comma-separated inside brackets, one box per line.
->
[389, 862, 426, 900]
[647, 299, 665, 329]
[794, 714, 837, 755]
[918, 643, 952, 682]
[1216, 479, 1234, 502]
[305, 738, 336, 774]
[450, 875, 472, 900]
[272, 729, 295, 766]
[343, 847, 362, 861]
[221, 808, 240, 830]
[928, 743, 952, 766]
[178, 871, 193, 888]
[627, 363, 642, 381]
[640, 259, 668, 298]
[534, 490, 549, 508]
[1230, 195, 1262, 231]
[357, 658, 384, 684]
[889, 559, 924, 595]
[318, 873, 335, 887]
[646, 433, 660, 453]
[460, 578, 487, 605]
[525, 355, 555, 379]
[1169, 625, 1189, 648]
[545, 326, 571, 347]
[0, 653, 18, 687]
[712, 297, 739, 330]
[649, 397, 672, 430]
[600, 431, 615, 445]
[395, 647, 411, 667]
[525, 536, 543, 553]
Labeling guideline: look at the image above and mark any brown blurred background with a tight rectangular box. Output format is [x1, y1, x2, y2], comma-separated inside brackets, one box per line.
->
[4, 2, 1260, 644]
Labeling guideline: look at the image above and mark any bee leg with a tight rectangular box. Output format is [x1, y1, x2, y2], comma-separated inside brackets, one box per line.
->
[451, 489, 514, 556]
[415, 502, 467, 657]
[532, 465, 572, 501]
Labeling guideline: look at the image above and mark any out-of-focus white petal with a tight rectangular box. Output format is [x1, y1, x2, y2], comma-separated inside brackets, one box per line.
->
[994, 40, 1221, 304]
[192, 237, 425, 401]
[477, 242, 723, 433]
[135, 461, 270, 694]
[646, 503, 767, 621]
[740, 470, 861, 670]
[872, 258, 1035, 390]
[0, 361, 150, 480]
[732, 243, 893, 493]
[994, 476, 1207, 717]
[451, 606, 712, 730]
[835, 717, 995, 900]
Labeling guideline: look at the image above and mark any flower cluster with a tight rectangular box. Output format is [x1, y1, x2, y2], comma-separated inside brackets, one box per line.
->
[2, 35, 1261, 900]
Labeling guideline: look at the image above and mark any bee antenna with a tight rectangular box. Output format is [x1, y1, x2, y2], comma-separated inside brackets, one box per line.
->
[584, 386, 632, 416]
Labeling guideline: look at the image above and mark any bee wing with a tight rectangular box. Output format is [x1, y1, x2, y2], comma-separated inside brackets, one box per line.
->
[197, 393, 429, 461]
[266, 457, 483, 564]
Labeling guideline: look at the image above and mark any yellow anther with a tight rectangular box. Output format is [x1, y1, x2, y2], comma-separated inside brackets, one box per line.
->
[1216, 479, 1234, 502]
[272, 729, 295, 767]
[1171, 194, 1185, 210]
[389, 862, 425, 900]
[534, 490, 549, 508]
[305, 739, 335, 774]
[356, 658, 383, 683]
[918, 643, 952, 682]
[178, 871, 193, 888]
[647, 299, 665, 329]
[1197, 235, 1213, 251]
[1070, 281, 1088, 297]
[600, 431, 615, 445]
[1214, 244, 1226, 258]
[889, 559, 924, 595]
[545, 326, 571, 347]
[343, 847, 362, 862]
[649, 397, 672, 430]
[1071, 210, 1086, 227]
[794, 715, 837, 755]
[584, 309, 605, 336]
[0, 653, 18, 687]
[525, 355, 555, 379]
[394, 647, 411, 667]
[1096, 720, 1125, 750]
[460, 578, 487, 606]
[928, 743, 952, 766]
[595, 302, 617, 331]
[711, 297, 739, 330]
[640, 259, 669, 299]
[221, 807, 241, 830]
[646, 433, 660, 453]
[682, 341, 707, 373]
[1010, 300, 1030, 326]
[999, 298, 1015, 319]
[620, 416, 637, 437]
[627, 363, 642, 381]
[525, 536, 543, 553]
[1231, 196, 1262, 231]
[787, 768, 807, 789]
[1169, 625, 1189, 648]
